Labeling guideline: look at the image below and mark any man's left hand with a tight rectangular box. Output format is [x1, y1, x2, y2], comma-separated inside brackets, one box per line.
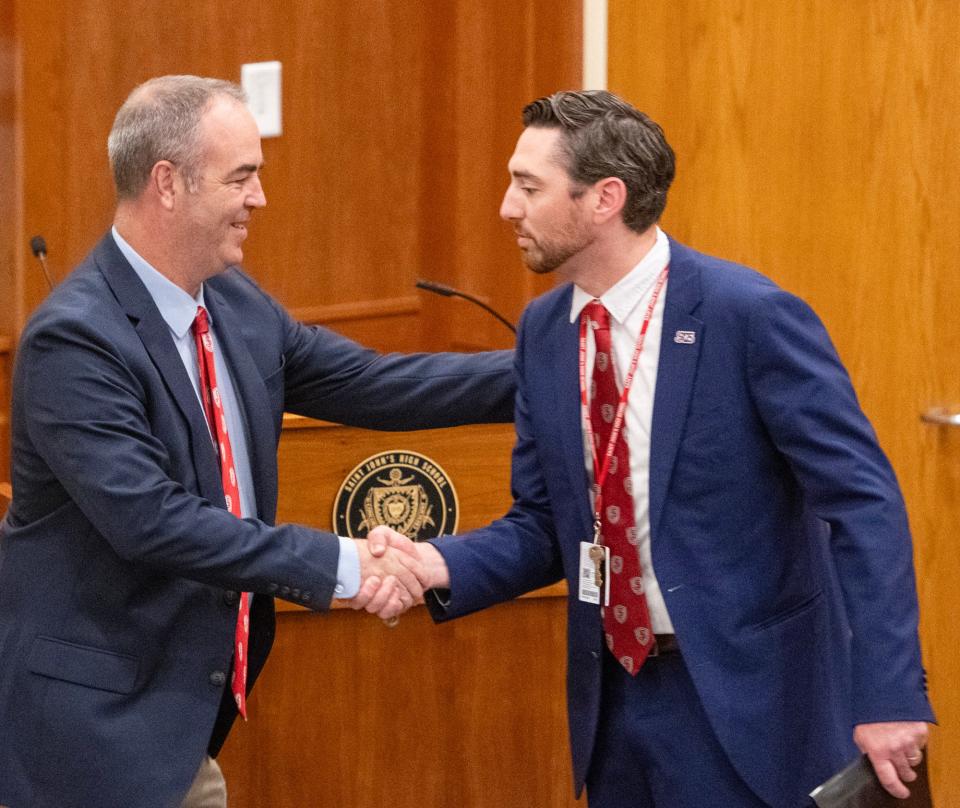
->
[853, 721, 929, 799]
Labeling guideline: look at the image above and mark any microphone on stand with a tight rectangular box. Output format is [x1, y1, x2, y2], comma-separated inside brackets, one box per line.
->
[30, 235, 54, 291]
[415, 279, 516, 334]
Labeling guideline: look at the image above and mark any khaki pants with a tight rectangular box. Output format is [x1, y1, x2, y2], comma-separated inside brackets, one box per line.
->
[0, 760, 226, 808]
[181, 756, 227, 808]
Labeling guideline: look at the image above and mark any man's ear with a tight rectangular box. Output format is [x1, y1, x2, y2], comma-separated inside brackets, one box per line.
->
[150, 161, 179, 211]
[592, 177, 627, 225]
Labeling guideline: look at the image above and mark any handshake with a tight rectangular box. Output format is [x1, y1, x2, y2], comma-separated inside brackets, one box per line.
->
[346, 526, 451, 620]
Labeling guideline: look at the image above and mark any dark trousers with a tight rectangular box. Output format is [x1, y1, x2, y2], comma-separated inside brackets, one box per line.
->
[586, 649, 770, 808]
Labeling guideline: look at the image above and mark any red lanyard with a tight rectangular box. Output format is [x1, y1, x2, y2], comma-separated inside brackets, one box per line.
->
[579, 266, 669, 528]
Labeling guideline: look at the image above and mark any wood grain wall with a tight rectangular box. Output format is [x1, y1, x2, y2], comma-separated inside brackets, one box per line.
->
[0, 1, 17, 479]
[609, 1, 958, 802]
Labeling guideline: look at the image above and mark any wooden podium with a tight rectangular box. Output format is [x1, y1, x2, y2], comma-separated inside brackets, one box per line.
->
[218, 417, 578, 808]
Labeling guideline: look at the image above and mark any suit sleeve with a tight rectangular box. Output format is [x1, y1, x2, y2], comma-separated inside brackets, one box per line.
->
[425, 312, 564, 621]
[257, 288, 516, 429]
[18, 317, 340, 610]
[746, 288, 933, 723]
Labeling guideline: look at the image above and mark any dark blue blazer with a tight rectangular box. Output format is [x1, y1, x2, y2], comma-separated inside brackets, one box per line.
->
[0, 233, 514, 808]
[430, 239, 933, 807]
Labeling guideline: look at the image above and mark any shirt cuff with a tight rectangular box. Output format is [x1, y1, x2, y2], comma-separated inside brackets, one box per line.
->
[335, 536, 361, 599]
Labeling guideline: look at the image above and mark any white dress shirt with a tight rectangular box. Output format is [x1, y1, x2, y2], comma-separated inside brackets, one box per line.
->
[569, 227, 674, 633]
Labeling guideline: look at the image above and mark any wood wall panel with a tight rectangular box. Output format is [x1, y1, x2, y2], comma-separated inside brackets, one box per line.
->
[0, 0, 16, 479]
[13, 1, 431, 347]
[610, 1, 957, 801]
[241, 3, 430, 317]
[418, 0, 580, 352]
[0, 0, 17, 340]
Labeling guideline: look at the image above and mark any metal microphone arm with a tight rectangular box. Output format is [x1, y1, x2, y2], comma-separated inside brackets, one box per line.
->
[415, 279, 516, 335]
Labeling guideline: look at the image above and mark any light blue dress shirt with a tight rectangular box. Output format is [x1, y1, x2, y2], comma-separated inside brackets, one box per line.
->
[111, 228, 359, 598]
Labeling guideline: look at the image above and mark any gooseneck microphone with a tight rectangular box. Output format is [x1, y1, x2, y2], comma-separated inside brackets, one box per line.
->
[30, 235, 54, 290]
[415, 279, 517, 334]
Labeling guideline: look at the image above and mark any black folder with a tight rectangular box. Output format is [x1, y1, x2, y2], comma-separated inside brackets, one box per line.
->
[810, 754, 931, 807]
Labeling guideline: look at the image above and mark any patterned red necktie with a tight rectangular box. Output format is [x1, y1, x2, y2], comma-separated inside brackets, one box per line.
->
[192, 306, 250, 719]
[584, 300, 654, 675]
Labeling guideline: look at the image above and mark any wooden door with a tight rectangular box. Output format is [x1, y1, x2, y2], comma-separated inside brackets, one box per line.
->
[610, 1, 959, 802]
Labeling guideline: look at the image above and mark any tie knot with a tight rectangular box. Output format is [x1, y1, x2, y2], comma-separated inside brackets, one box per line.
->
[193, 305, 210, 336]
[584, 299, 610, 331]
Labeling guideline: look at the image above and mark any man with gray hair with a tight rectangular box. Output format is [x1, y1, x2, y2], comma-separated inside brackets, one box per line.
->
[0, 75, 513, 808]
[368, 90, 934, 807]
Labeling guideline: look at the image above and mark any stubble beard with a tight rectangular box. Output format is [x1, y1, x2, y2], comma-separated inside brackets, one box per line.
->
[519, 223, 591, 275]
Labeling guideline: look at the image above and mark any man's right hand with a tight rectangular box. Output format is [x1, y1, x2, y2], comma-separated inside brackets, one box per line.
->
[348, 526, 451, 617]
[347, 528, 427, 619]
[365, 526, 450, 590]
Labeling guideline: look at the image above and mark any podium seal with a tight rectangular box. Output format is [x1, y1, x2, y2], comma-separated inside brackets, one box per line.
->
[333, 451, 459, 540]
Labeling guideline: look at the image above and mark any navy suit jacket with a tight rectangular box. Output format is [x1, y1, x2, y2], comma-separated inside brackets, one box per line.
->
[0, 233, 514, 808]
[429, 239, 933, 807]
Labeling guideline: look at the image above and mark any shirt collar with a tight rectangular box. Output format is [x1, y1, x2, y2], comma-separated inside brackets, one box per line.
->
[112, 226, 208, 338]
[569, 227, 670, 324]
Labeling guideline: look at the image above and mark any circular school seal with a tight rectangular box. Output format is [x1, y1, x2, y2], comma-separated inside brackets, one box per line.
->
[332, 451, 459, 540]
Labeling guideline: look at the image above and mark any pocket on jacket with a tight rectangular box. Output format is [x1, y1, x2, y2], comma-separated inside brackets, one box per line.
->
[262, 353, 287, 391]
[27, 635, 139, 694]
[751, 589, 823, 632]
[261, 355, 287, 419]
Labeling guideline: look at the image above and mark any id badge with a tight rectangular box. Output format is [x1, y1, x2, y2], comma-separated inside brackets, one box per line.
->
[578, 541, 609, 606]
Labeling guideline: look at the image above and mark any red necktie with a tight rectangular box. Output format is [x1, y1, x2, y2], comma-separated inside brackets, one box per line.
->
[192, 306, 250, 719]
[585, 300, 654, 675]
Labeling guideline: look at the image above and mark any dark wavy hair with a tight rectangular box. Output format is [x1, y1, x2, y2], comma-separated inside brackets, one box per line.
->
[522, 90, 675, 233]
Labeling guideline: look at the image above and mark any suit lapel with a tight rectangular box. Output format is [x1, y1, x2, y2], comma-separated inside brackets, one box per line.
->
[542, 288, 594, 535]
[95, 235, 224, 504]
[649, 241, 704, 535]
[204, 285, 279, 522]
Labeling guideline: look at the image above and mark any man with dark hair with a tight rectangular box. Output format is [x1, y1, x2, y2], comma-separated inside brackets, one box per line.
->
[0, 75, 514, 808]
[369, 90, 933, 807]
[519, 92, 674, 236]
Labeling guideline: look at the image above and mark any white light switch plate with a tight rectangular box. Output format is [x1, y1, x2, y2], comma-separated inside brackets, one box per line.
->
[241, 61, 282, 138]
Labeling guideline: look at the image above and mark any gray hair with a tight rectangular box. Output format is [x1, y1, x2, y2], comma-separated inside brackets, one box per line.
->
[107, 75, 247, 200]
[522, 90, 675, 233]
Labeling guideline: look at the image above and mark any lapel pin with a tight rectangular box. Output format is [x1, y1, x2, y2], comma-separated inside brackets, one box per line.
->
[674, 330, 696, 345]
